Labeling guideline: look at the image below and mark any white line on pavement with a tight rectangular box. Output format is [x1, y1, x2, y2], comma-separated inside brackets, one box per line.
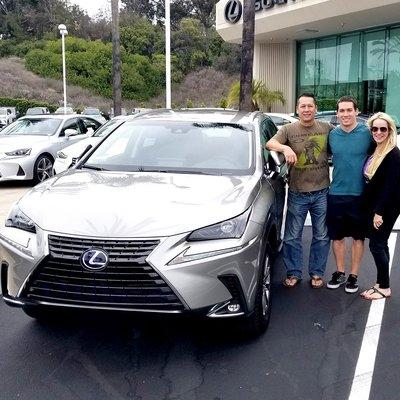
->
[348, 232, 397, 400]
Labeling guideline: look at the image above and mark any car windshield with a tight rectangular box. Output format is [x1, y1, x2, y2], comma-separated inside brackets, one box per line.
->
[0, 118, 61, 136]
[0, 108, 8, 115]
[82, 120, 254, 175]
[93, 119, 125, 137]
[83, 108, 100, 115]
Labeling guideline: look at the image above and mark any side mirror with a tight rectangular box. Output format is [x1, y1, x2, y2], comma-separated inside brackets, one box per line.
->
[270, 150, 285, 167]
[65, 128, 78, 137]
[266, 150, 287, 180]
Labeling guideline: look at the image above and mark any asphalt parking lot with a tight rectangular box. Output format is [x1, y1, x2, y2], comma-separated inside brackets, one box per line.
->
[0, 182, 399, 400]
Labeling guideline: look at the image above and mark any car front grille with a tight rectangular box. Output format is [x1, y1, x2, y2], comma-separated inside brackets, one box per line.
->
[22, 235, 184, 311]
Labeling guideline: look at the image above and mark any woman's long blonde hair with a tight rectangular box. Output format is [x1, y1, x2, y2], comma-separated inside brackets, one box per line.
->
[365, 112, 397, 179]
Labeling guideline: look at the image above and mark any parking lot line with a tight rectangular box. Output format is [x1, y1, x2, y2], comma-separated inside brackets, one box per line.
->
[348, 232, 397, 400]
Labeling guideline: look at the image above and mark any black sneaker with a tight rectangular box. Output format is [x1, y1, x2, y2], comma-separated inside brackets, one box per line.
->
[345, 274, 359, 293]
[327, 271, 346, 289]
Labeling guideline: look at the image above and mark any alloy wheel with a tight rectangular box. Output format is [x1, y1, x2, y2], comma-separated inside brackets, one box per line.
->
[261, 255, 271, 317]
[36, 156, 54, 182]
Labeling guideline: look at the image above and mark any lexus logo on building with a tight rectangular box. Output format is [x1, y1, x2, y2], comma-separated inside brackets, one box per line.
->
[225, 0, 242, 24]
[225, 0, 296, 24]
[81, 248, 109, 271]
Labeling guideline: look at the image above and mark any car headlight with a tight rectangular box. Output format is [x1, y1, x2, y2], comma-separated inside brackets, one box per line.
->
[57, 151, 68, 159]
[5, 205, 36, 233]
[187, 208, 251, 241]
[5, 148, 31, 157]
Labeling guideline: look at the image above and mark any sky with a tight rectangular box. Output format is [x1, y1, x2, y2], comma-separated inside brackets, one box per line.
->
[71, 0, 111, 18]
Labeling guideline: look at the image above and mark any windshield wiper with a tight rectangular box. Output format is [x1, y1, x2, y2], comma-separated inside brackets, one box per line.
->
[134, 167, 226, 176]
[81, 164, 108, 171]
[136, 167, 169, 173]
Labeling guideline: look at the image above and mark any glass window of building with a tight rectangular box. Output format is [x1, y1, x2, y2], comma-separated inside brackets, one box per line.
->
[297, 25, 400, 124]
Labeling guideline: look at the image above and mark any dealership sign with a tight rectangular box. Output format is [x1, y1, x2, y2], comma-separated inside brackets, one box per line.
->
[225, 0, 296, 24]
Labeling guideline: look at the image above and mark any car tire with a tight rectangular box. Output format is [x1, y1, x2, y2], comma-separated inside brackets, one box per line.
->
[241, 246, 273, 337]
[33, 154, 54, 184]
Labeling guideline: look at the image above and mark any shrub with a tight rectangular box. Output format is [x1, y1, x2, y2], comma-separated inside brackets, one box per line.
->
[0, 97, 57, 115]
[23, 36, 167, 101]
[219, 97, 228, 108]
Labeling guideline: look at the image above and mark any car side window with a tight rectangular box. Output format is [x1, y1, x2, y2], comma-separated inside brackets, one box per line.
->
[60, 118, 82, 137]
[270, 116, 284, 126]
[80, 117, 101, 134]
[260, 118, 278, 165]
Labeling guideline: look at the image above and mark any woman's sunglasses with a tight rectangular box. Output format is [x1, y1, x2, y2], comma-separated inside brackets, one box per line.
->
[370, 126, 388, 133]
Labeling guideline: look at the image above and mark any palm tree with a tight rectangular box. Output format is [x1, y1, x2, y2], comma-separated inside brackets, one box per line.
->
[111, 0, 122, 116]
[228, 80, 286, 112]
[239, 0, 255, 111]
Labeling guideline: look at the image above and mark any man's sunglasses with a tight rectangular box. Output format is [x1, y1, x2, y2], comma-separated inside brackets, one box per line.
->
[370, 126, 388, 133]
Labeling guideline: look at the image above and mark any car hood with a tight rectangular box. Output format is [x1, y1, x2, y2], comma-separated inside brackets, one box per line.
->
[0, 135, 51, 152]
[18, 170, 261, 238]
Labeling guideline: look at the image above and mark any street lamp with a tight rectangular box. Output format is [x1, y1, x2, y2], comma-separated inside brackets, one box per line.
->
[58, 24, 68, 114]
[165, 0, 171, 109]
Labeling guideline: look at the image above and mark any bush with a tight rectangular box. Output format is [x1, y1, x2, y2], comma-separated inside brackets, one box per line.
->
[0, 97, 57, 115]
[318, 98, 337, 111]
[22, 36, 168, 101]
[219, 97, 228, 108]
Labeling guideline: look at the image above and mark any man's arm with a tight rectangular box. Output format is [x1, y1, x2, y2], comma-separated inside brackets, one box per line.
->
[266, 138, 297, 165]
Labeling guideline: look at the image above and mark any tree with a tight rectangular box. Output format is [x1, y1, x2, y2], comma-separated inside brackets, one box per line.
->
[121, 0, 156, 21]
[239, 0, 255, 111]
[228, 80, 285, 111]
[172, 18, 210, 74]
[120, 17, 163, 57]
[111, 0, 121, 115]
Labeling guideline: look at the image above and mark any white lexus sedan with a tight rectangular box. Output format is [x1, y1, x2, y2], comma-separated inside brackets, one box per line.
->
[53, 116, 128, 174]
[0, 114, 101, 183]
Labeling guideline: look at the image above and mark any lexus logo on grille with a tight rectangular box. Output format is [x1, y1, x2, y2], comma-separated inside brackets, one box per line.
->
[81, 248, 109, 271]
[225, 0, 242, 24]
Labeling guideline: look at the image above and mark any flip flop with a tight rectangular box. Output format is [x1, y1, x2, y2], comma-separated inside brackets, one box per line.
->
[283, 276, 301, 288]
[362, 286, 390, 300]
[310, 276, 324, 289]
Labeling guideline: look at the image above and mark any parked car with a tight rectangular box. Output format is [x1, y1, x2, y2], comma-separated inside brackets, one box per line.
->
[315, 111, 369, 126]
[26, 107, 50, 115]
[54, 106, 74, 114]
[53, 116, 129, 174]
[109, 107, 127, 118]
[0, 109, 287, 336]
[0, 114, 101, 183]
[0, 107, 15, 129]
[266, 113, 298, 127]
[81, 107, 107, 124]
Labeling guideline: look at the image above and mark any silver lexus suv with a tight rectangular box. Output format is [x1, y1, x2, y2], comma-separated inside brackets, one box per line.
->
[0, 109, 286, 336]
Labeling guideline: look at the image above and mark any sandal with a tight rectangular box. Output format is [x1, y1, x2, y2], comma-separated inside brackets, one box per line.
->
[361, 286, 391, 300]
[310, 276, 324, 289]
[283, 276, 301, 288]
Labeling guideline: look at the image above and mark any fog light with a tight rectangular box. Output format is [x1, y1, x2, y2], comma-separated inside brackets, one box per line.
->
[227, 303, 241, 313]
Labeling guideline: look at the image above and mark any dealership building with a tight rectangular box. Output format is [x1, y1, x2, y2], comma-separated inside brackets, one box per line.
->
[216, 0, 400, 122]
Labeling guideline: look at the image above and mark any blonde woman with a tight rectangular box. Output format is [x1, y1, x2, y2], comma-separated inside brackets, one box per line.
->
[361, 112, 400, 300]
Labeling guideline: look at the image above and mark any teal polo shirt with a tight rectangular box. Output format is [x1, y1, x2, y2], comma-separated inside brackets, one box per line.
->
[329, 123, 373, 196]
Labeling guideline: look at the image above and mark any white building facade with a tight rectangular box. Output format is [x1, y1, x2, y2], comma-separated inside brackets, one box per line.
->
[216, 0, 400, 122]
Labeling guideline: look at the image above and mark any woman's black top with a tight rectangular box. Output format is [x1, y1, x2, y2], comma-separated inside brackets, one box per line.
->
[363, 146, 400, 219]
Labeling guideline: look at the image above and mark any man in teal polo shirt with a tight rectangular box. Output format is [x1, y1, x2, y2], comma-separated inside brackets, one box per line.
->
[327, 96, 374, 293]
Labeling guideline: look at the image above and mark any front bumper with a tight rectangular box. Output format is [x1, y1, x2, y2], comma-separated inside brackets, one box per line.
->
[0, 156, 35, 181]
[0, 222, 264, 318]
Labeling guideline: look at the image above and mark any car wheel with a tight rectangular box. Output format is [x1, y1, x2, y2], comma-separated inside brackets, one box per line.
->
[33, 155, 54, 183]
[242, 248, 272, 336]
